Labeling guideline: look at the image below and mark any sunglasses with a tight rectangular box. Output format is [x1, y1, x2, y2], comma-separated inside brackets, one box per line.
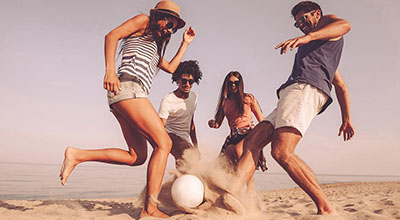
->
[294, 10, 316, 28]
[228, 81, 240, 87]
[164, 18, 178, 34]
[180, 78, 194, 85]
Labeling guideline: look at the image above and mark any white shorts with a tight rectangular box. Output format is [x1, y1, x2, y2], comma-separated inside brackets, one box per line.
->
[264, 82, 328, 136]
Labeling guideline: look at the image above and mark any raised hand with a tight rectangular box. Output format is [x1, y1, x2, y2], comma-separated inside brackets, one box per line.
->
[183, 26, 196, 44]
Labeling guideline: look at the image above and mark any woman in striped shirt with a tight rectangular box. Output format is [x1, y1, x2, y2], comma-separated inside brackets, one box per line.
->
[59, 0, 195, 218]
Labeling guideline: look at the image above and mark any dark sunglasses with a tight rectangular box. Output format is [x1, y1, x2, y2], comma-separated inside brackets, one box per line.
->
[228, 81, 240, 86]
[164, 18, 178, 34]
[180, 78, 194, 85]
[294, 10, 315, 28]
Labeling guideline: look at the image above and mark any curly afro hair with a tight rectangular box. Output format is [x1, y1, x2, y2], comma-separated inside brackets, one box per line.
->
[172, 60, 203, 84]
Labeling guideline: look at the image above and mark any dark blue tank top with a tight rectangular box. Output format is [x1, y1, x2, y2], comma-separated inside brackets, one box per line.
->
[277, 37, 344, 114]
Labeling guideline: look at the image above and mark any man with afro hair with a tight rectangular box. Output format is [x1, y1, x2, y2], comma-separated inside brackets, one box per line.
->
[158, 60, 203, 171]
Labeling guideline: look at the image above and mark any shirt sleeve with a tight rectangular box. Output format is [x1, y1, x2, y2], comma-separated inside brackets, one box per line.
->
[248, 94, 263, 113]
[158, 96, 170, 119]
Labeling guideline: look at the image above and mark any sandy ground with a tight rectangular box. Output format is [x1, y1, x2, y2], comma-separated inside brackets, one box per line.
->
[1, 181, 399, 220]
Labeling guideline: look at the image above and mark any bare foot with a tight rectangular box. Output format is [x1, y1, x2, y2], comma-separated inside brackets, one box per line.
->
[140, 207, 169, 218]
[318, 208, 340, 216]
[59, 147, 80, 186]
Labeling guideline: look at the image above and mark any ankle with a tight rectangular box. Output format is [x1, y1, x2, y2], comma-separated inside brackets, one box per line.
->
[318, 206, 338, 215]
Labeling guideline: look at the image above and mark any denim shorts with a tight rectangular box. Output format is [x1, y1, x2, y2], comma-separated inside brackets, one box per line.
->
[107, 74, 147, 108]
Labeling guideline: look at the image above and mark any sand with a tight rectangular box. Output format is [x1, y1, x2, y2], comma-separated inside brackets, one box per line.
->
[1, 181, 399, 220]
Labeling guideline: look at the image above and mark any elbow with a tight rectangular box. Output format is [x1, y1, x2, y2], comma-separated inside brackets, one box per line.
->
[160, 64, 175, 74]
[164, 68, 174, 74]
[166, 65, 179, 74]
[342, 20, 351, 34]
[105, 31, 118, 42]
[105, 32, 112, 41]
[334, 81, 348, 92]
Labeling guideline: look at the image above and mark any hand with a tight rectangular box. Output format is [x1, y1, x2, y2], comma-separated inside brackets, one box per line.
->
[103, 71, 121, 95]
[183, 26, 195, 44]
[338, 120, 355, 141]
[275, 34, 312, 54]
[208, 119, 217, 128]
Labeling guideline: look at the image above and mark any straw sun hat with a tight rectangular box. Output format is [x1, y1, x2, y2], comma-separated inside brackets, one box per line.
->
[150, 0, 186, 29]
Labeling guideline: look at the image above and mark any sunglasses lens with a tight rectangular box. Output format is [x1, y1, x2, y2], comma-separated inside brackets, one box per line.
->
[166, 22, 174, 29]
[300, 16, 306, 23]
[294, 15, 307, 28]
[228, 81, 239, 86]
[181, 79, 194, 85]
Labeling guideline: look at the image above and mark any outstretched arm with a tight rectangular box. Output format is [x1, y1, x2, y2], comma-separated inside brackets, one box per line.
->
[332, 70, 355, 141]
[159, 27, 196, 73]
[275, 14, 351, 54]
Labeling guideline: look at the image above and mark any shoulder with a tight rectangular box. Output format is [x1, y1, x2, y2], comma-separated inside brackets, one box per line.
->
[126, 14, 150, 31]
[318, 14, 350, 30]
[317, 14, 349, 41]
[244, 93, 255, 103]
[189, 92, 197, 105]
[132, 14, 150, 24]
[190, 91, 197, 99]
[319, 14, 342, 24]
[162, 92, 175, 102]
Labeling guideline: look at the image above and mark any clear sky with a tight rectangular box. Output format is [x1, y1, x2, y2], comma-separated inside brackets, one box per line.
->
[1, 0, 399, 176]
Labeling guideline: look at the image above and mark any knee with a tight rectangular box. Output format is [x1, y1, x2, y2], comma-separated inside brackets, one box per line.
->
[270, 147, 291, 166]
[134, 154, 147, 166]
[128, 151, 147, 166]
[158, 137, 172, 154]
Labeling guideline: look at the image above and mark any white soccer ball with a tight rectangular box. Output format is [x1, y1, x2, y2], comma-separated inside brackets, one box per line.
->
[171, 174, 204, 208]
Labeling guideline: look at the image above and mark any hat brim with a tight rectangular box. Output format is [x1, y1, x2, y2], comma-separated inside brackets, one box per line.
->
[150, 9, 186, 30]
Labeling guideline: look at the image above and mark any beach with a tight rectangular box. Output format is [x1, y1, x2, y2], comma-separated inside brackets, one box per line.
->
[1, 181, 399, 220]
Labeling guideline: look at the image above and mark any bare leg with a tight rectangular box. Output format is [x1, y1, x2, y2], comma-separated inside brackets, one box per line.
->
[60, 98, 171, 218]
[232, 141, 257, 195]
[271, 127, 337, 215]
[245, 175, 257, 196]
[112, 99, 172, 218]
[231, 121, 274, 193]
[222, 122, 273, 214]
[59, 111, 148, 186]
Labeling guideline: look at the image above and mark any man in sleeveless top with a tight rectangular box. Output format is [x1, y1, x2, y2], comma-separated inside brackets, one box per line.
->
[158, 60, 202, 172]
[226, 1, 355, 215]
